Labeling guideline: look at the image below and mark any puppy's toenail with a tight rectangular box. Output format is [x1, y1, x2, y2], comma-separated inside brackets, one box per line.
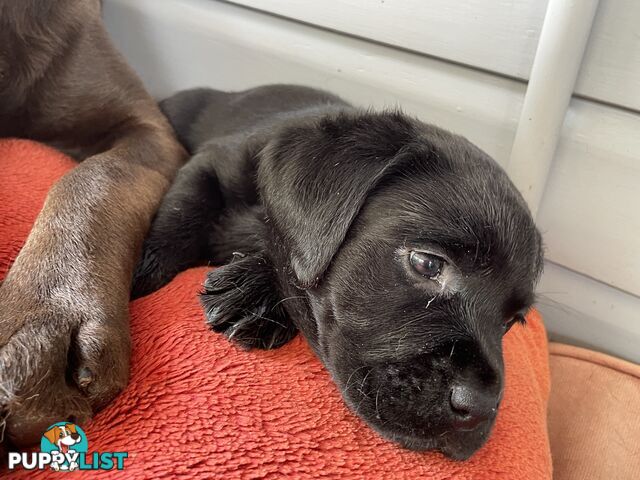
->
[77, 367, 94, 388]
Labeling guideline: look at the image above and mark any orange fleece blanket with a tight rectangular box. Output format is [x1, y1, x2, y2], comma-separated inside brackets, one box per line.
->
[1, 139, 552, 479]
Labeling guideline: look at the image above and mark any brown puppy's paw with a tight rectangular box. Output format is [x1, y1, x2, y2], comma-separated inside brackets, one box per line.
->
[0, 284, 130, 449]
[200, 256, 298, 350]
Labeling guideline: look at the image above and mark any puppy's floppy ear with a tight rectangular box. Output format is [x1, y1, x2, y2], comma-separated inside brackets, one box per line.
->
[43, 426, 60, 444]
[259, 110, 416, 288]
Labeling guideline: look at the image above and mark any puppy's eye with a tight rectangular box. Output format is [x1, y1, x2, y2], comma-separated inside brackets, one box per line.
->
[504, 312, 527, 333]
[409, 251, 444, 279]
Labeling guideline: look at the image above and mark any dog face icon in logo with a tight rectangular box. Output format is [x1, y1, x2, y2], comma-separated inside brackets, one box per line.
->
[41, 422, 88, 471]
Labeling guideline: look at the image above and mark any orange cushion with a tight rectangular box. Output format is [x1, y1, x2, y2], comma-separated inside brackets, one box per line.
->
[1, 139, 552, 479]
[548, 343, 640, 480]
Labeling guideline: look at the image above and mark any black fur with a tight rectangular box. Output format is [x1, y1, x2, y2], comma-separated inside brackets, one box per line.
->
[132, 84, 543, 460]
[201, 254, 298, 350]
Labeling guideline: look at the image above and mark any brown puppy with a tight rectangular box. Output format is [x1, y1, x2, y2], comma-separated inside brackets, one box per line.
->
[0, 1, 186, 449]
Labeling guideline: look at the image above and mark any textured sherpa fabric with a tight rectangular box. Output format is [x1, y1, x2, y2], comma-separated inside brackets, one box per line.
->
[1, 139, 552, 479]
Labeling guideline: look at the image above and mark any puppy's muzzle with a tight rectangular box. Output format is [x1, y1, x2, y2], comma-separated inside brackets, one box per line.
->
[360, 343, 502, 444]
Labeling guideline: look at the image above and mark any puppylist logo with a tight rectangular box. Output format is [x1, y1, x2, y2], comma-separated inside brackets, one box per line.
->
[7, 422, 128, 472]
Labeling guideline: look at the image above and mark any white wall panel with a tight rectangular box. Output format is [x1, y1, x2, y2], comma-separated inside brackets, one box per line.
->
[226, 0, 547, 80]
[102, 0, 640, 361]
[538, 100, 640, 296]
[576, 0, 640, 110]
[227, 0, 640, 111]
[103, 0, 526, 165]
[538, 262, 640, 363]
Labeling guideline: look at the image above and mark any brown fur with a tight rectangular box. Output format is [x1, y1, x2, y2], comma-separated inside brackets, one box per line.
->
[0, 0, 187, 449]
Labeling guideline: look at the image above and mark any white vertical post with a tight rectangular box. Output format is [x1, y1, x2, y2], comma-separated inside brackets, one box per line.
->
[508, 0, 600, 218]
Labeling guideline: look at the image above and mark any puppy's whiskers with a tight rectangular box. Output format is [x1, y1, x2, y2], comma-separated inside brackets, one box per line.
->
[344, 365, 368, 392]
[271, 295, 306, 310]
[357, 368, 373, 397]
[242, 309, 288, 329]
[375, 385, 383, 419]
[352, 367, 374, 415]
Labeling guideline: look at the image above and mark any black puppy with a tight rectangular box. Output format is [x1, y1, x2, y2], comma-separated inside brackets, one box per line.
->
[132, 85, 543, 460]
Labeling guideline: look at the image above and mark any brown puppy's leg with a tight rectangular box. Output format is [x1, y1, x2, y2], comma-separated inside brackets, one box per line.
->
[0, 1, 186, 447]
[0, 129, 184, 447]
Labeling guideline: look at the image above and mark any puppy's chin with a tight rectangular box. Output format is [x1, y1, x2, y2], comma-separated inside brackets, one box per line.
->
[368, 418, 494, 461]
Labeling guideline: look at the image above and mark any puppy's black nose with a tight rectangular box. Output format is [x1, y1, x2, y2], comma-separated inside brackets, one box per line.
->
[449, 384, 497, 430]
